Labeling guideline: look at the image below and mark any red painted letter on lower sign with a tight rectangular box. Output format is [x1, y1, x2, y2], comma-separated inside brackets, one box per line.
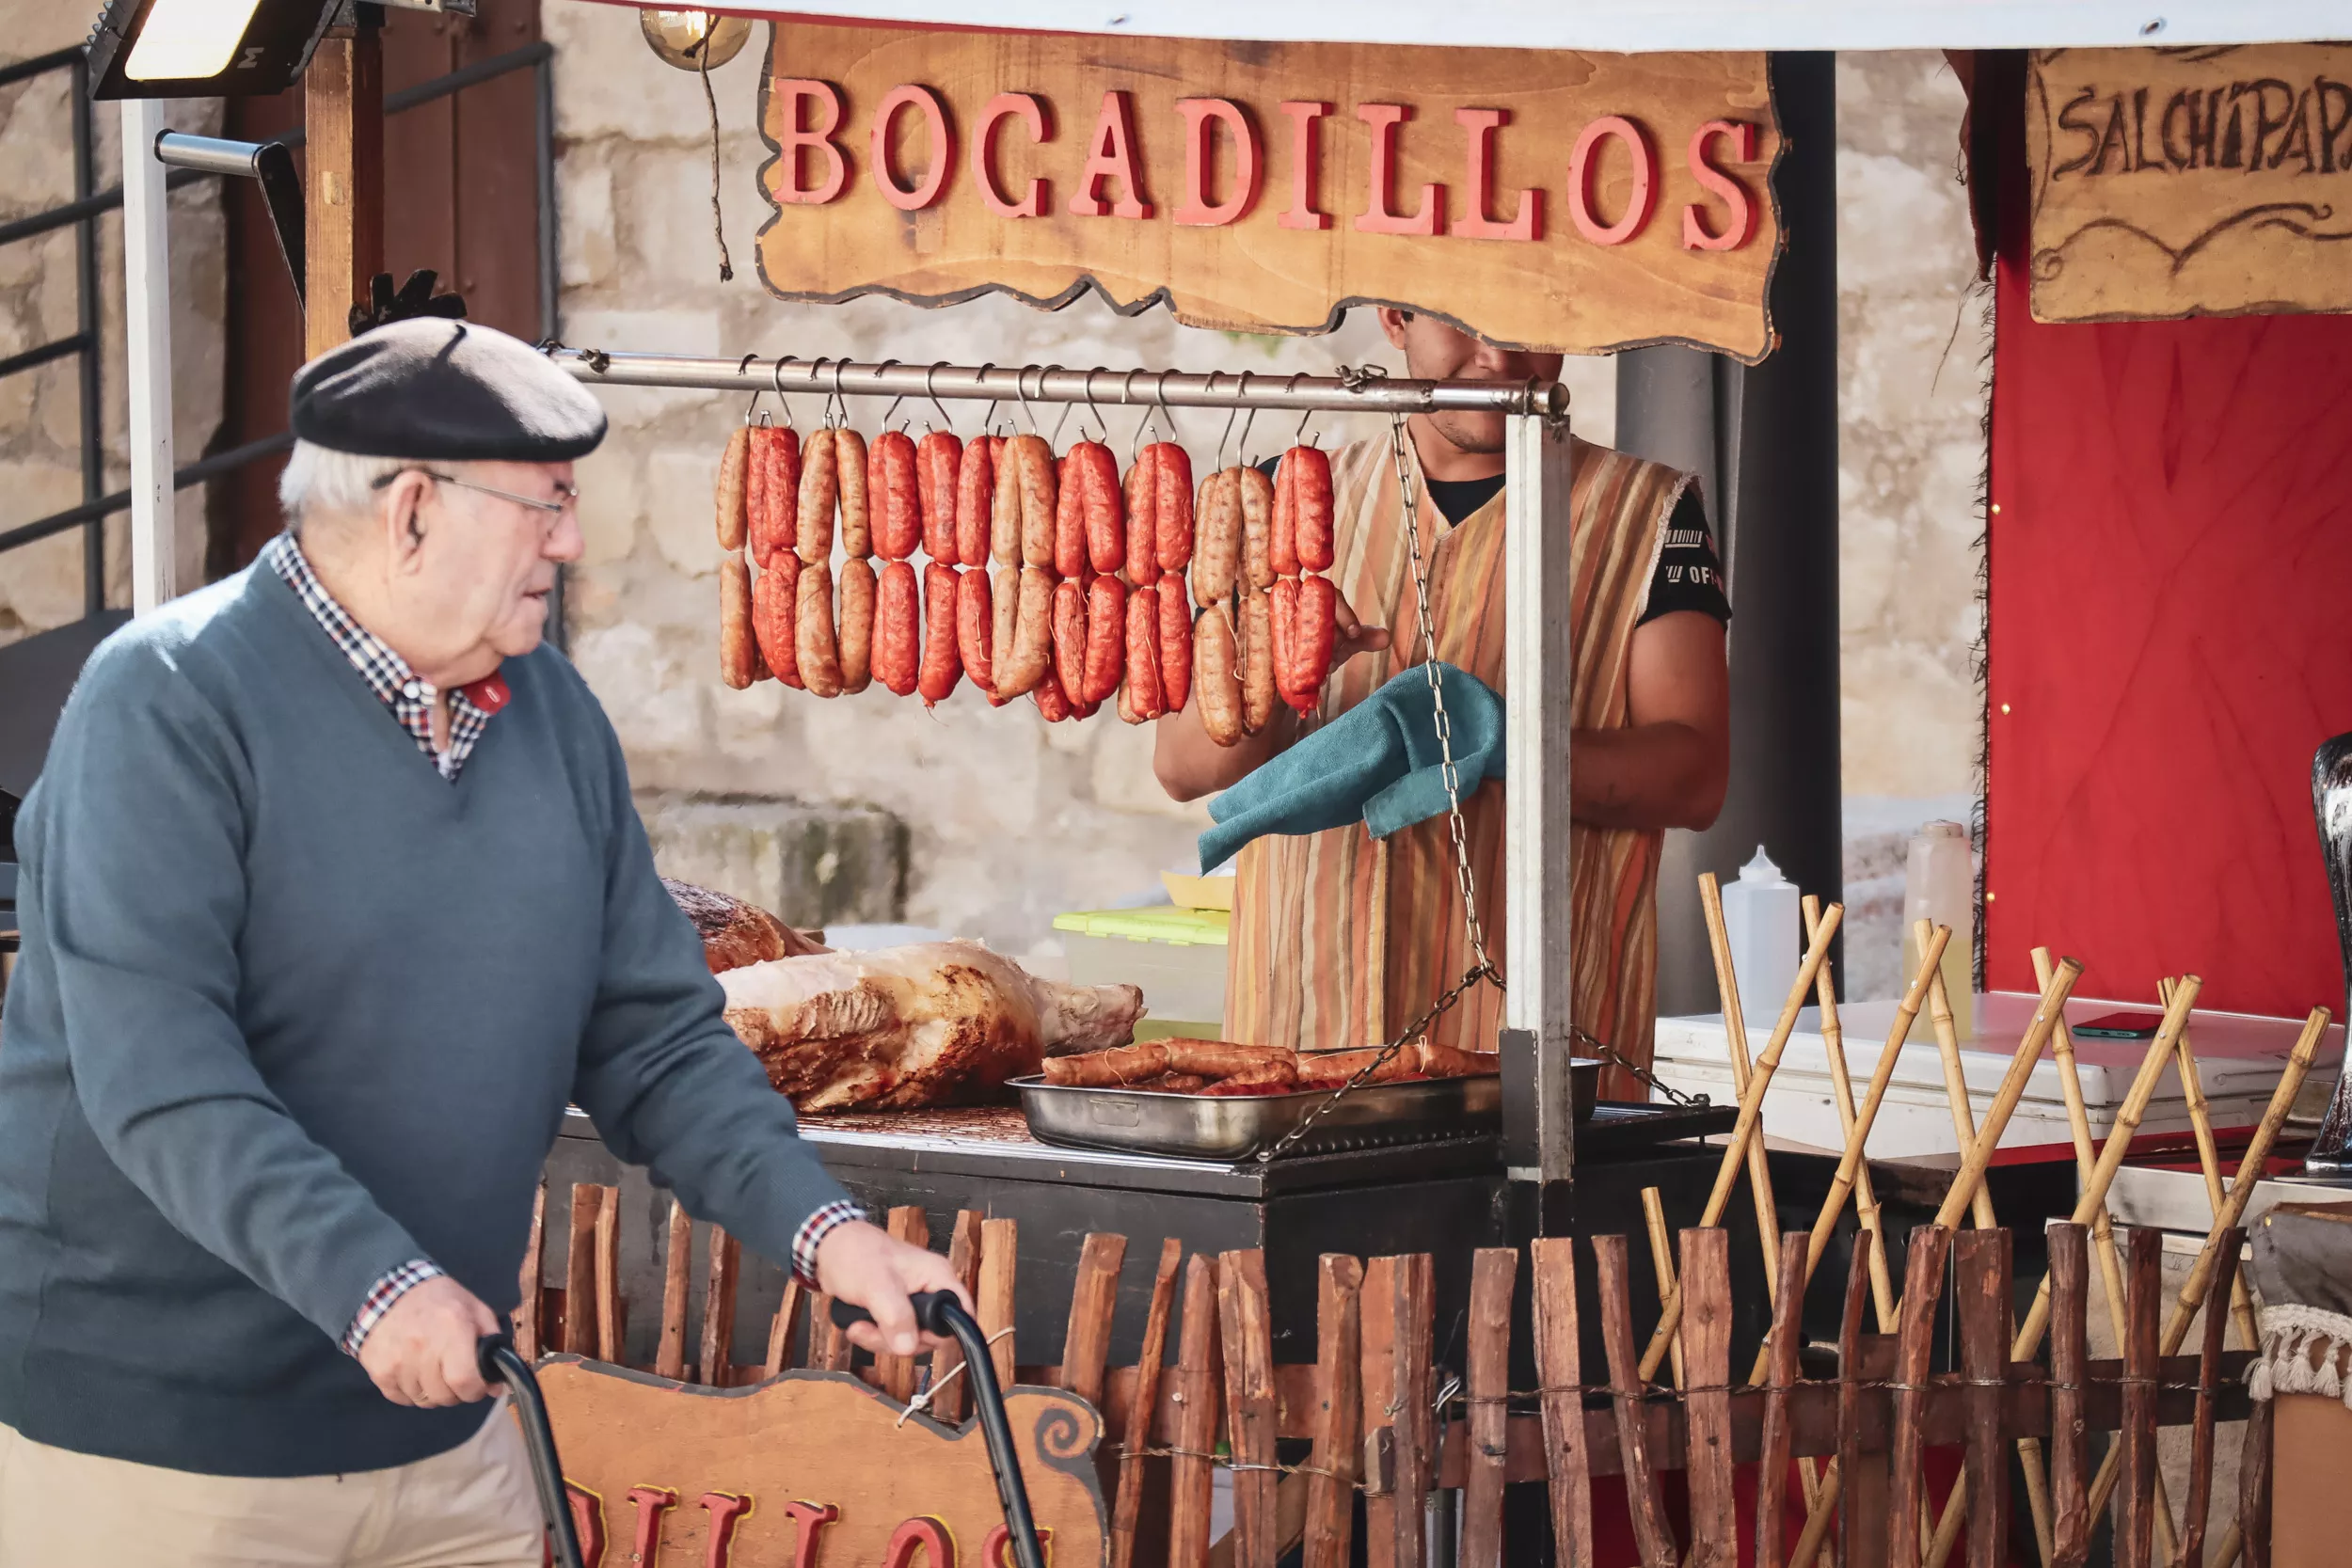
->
[1354, 103, 1442, 236]
[1174, 99, 1262, 226]
[882, 1516, 957, 1568]
[975, 93, 1050, 218]
[782, 1500, 840, 1568]
[1683, 119, 1759, 249]
[1453, 107, 1539, 242]
[627, 1486, 678, 1568]
[699, 1492, 754, 1568]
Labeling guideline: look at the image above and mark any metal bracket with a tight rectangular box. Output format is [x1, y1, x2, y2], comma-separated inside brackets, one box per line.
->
[154, 132, 306, 310]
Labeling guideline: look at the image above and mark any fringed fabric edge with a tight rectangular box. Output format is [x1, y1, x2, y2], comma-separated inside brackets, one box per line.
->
[2251, 1302, 2352, 1406]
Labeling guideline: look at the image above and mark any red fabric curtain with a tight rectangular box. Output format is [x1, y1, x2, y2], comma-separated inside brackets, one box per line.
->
[1983, 230, 2352, 1013]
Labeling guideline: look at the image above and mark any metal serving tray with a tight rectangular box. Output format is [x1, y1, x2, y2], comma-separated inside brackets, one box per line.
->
[1011, 1073, 1502, 1163]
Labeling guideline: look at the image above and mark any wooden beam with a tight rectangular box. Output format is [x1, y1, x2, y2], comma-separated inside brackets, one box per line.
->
[304, 20, 383, 358]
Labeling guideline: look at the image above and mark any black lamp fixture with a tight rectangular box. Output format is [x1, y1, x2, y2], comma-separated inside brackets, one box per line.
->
[85, 0, 471, 101]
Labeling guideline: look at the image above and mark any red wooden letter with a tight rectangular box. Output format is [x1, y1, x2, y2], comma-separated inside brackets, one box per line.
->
[627, 1485, 678, 1568]
[782, 1500, 840, 1568]
[699, 1492, 754, 1568]
[1682, 119, 1759, 249]
[1353, 103, 1442, 236]
[555, 1482, 606, 1568]
[974, 92, 1049, 218]
[774, 80, 849, 205]
[869, 84, 954, 212]
[984, 1525, 1055, 1568]
[882, 1516, 958, 1568]
[1277, 101, 1331, 231]
[1067, 91, 1152, 218]
[1174, 98, 1262, 227]
[1453, 107, 1539, 242]
[1565, 114, 1658, 245]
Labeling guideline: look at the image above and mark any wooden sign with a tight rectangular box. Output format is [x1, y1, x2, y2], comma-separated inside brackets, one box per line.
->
[754, 22, 1780, 360]
[535, 1357, 1106, 1568]
[2024, 45, 2352, 324]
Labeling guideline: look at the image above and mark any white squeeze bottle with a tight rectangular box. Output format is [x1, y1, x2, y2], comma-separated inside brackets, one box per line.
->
[1903, 820, 1976, 1041]
[1721, 847, 1800, 1033]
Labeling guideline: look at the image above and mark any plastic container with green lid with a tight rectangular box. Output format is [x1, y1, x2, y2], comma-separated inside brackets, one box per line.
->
[1052, 904, 1229, 1040]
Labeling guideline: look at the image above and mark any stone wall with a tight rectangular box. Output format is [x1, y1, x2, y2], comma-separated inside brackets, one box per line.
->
[0, 11, 222, 646]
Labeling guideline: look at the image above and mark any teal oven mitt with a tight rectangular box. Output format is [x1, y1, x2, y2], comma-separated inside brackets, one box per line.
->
[1198, 662, 1505, 873]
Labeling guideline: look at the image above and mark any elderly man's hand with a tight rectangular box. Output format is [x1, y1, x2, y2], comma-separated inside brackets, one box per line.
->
[358, 1275, 502, 1407]
[816, 1219, 974, 1359]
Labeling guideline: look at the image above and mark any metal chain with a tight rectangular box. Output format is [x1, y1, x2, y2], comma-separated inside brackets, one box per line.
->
[1250, 959, 1498, 1164]
[1385, 408, 1494, 974]
[1572, 1026, 1706, 1109]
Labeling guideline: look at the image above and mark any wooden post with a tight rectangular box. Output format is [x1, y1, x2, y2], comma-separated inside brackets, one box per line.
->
[980, 1217, 1019, 1391]
[2240, 1394, 2274, 1568]
[764, 1278, 803, 1379]
[1168, 1256, 1221, 1568]
[1682, 1227, 1737, 1567]
[303, 17, 383, 358]
[1389, 1256, 1437, 1568]
[1360, 1258, 1400, 1568]
[2181, 1228, 2243, 1568]
[594, 1187, 624, 1365]
[872, 1207, 932, 1400]
[1954, 1229, 2011, 1568]
[699, 1225, 740, 1388]
[1758, 1234, 1811, 1568]
[1065, 1233, 1130, 1407]
[564, 1183, 603, 1357]
[1838, 1246, 1892, 1568]
[1113, 1239, 1184, 1568]
[515, 1180, 547, 1361]
[1461, 1248, 1516, 1568]
[1218, 1250, 1279, 1568]
[656, 1201, 692, 1381]
[2117, 1228, 2161, 1568]
[1303, 1254, 1364, 1568]
[1887, 1226, 1954, 1568]
[1530, 1237, 1595, 1568]
[2045, 1225, 2090, 1568]
[931, 1211, 986, 1423]
[1594, 1235, 1677, 1568]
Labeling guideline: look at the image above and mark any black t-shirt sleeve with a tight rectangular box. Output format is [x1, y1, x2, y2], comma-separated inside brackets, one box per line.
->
[1640, 486, 1731, 626]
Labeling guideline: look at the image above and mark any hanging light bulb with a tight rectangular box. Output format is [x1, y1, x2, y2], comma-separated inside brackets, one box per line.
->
[640, 8, 751, 72]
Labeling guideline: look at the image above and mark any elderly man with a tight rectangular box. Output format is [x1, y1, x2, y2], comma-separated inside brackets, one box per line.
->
[0, 320, 956, 1565]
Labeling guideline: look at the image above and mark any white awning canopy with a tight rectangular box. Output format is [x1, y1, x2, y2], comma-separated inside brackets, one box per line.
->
[596, 1, 2331, 52]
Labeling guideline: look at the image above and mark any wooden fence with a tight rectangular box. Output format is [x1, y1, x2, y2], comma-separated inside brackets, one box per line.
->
[518, 1188, 2263, 1568]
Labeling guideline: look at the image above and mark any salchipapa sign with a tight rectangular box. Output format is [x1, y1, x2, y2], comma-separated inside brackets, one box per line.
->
[755, 20, 1782, 360]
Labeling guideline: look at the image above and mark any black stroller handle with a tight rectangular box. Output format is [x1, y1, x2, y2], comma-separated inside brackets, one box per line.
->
[479, 1335, 589, 1568]
[831, 1294, 1048, 1568]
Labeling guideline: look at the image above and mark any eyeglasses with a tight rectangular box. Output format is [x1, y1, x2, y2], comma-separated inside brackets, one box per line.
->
[373, 467, 579, 515]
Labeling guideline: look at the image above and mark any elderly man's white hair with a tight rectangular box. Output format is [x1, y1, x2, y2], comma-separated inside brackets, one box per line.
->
[277, 441, 415, 532]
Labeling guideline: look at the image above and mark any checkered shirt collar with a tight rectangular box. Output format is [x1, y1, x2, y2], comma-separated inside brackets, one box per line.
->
[263, 531, 501, 782]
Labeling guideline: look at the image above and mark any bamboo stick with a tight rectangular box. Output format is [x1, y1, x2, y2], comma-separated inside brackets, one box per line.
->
[1923, 974, 2204, 1568]
[2080, 1006, 2332, 1543]
[2162, 974, 2263, 1350]
[1785, 952, 2086, 1568]
[1640, 902, 1846, 1380]
[1640, 1187, 1687, 1389]
[1742, 924, 1947, 1387]
[1698, 871, 1787, 1297]
[1807, 895, 1897, 1333]
[2035, 946, 2179, 1566]
[1917, 925, 1999, 1235]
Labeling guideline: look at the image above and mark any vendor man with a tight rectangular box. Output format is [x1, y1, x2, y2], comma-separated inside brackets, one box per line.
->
[0, 320, 957, 1565]
[1155, 311, 1731, 1093]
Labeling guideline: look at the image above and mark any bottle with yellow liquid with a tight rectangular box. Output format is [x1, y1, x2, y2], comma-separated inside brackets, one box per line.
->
[1902, 820, 1976, 1040]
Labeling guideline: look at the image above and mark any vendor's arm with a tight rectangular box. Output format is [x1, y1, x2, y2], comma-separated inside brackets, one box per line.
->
[1569, 609, 1730, 831]
[26, 639, 437, 1351]
[1153, 594, 1391, 802]
[568, 716, 965, 1355]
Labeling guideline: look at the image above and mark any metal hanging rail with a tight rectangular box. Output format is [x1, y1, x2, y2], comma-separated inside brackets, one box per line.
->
[545, 348, 1568, 420]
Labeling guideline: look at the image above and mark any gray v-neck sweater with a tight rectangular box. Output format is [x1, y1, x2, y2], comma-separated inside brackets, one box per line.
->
[0, 562, 850, 1476]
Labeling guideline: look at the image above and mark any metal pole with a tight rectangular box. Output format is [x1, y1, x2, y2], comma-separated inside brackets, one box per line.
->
[120, 101, 175, 616]
[72, 55, 103, 618]
[1500, 413, 1578, 1227]
[548, 349, 1567, 419]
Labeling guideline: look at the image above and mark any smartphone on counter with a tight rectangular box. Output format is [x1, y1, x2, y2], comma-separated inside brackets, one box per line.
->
[2073, 1012, 2162, 1038]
